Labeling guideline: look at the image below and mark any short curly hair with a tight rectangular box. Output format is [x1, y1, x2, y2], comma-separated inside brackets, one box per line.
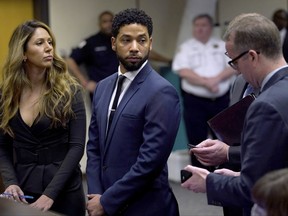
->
[112, 8, 153, 38]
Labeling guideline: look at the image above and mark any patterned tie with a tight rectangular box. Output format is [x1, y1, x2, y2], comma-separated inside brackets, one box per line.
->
[107, 75, 126, 132]
[243, 84, 255, 97]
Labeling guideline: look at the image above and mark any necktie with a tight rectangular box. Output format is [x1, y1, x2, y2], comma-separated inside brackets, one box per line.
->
[243, 84, 255, 97]
[107, 75, 126, 132]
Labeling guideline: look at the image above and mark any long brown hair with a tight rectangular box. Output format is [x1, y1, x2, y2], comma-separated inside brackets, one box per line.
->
[0, 20, 81, 136]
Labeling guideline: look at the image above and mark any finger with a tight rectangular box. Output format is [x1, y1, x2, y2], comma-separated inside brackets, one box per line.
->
[12, 191, 21, 202]
[214, 169, 225, 174]
[197, 139, 214, 147]
[214, 168, 226, 173]
[193, 154, 210, 163]
[30, 203, 37, 208]
[190, 165, 206, 173]
[185, 165, 202, 175]
[184, 165, 193, 172]
[181, 180, 190, 188]
[43, 206, 49, 212]
[191, 146, 213, 154]
[196, 156, 214, 164]
[20, 198, 28, 204]
[18, 191, 28, 203]
[197, 159, 213, 166]
[87, 194, 96, 199]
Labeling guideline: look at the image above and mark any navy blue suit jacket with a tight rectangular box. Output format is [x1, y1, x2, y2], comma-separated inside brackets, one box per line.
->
[206, 67, 288, 216]
[86, 63, 180, 215]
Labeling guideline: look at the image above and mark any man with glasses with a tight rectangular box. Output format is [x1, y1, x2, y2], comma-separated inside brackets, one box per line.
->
[172, 14, 235, 171]
[181, 13, 288, 216]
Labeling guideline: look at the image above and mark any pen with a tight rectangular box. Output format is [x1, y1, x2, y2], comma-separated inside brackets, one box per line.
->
[1, 192, 34, 199]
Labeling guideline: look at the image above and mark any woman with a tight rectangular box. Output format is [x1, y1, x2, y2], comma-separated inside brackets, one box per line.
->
[251, 168, 288, 216]
[0, 20, 86, 215]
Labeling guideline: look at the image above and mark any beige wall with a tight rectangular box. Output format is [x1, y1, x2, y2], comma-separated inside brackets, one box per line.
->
[49, 0, 185, 58]
[50, 0, 288, 59]
[218, 0, 288, 37]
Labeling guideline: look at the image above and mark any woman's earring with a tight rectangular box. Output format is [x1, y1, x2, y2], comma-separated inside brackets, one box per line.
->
[23, 57, 27, 62]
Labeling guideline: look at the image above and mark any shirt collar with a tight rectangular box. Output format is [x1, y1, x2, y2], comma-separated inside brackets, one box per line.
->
[118, 60, 148, 81]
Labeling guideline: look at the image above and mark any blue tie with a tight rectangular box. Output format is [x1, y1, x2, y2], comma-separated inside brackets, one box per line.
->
[243, 84, 255, 97]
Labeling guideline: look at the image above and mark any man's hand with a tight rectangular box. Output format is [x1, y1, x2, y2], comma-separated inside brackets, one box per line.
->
[203, 77, 220, 93]
[214, 168, 240, 176]
[191, 139, 229, 166]
[87, 194, 105, 216]
[30, 195, 54, 212]
[181, 165, 210, 193]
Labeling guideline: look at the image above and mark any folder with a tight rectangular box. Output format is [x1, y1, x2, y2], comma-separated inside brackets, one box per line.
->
[207, 94, 256, 145]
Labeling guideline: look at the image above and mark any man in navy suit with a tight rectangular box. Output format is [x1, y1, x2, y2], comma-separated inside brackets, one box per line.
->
[181, 13, 288, 216]
[86, 8, 180, 216]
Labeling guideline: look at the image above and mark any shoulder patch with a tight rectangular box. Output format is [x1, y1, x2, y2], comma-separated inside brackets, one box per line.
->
[78, 41, 87, 49]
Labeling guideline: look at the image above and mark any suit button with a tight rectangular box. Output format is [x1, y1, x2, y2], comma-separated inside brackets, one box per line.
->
[102, 166, 108, 171]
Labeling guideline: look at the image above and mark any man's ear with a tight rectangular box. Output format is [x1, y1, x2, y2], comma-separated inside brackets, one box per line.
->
[111, 37, 116, 51]
[249, 50, 259, 61]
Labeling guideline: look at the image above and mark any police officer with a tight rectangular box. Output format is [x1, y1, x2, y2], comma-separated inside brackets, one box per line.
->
[67, 11, 118, 100]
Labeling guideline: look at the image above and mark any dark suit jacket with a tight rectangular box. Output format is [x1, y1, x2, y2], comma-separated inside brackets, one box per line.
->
[0, 89, 86, 200]
[219, 75, 247, 216]
[226, 75, 247, 167]
[282, 28, 288, 62]
[86, 63, 181, 216]
[206, 68, 288, 216]
[229, 75, 247, 106]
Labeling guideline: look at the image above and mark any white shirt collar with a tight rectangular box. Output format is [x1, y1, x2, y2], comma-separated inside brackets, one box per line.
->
[118, 60, 148, 81]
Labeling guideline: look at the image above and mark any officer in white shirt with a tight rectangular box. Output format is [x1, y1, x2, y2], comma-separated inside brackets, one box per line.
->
[172, 14, 235, 170]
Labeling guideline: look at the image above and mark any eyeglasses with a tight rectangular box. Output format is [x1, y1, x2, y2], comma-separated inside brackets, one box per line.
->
[225, 50, 249, 70]
[225, 50, 260, 70]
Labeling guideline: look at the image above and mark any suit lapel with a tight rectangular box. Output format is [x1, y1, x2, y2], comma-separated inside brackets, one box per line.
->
[262, 67, 288, 93]
[230, 75, 247, 105]
[104, 63, 151, 152]
[101, 74, 118, 147]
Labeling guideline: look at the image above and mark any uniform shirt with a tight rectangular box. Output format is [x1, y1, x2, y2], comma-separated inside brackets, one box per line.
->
[172, 37, 231, 98]
[280, 28, 287, 46]
[70, 31, 119, 82]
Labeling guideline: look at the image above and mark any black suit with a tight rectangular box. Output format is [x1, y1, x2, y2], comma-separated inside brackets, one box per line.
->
[225, 75, 248, 168]
[282, 28, 288, 62]
[220, 75, 247, 216]
[0, 89, 86, 216]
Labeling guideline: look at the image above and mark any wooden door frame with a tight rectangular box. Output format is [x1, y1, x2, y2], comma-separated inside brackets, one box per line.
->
[33, 0, 49, 25]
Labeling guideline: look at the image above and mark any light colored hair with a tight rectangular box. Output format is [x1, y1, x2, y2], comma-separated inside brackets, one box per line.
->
[252, 168, 288, 216]
[0, 20, 81, 136]
[223, 13, 282, 59]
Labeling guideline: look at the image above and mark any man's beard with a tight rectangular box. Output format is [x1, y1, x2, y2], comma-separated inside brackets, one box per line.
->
[117, 53, 149, 71]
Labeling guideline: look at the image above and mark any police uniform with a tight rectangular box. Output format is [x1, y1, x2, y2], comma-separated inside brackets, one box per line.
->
[70, 32, 118, 83]
[172, 37, 232, 170]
